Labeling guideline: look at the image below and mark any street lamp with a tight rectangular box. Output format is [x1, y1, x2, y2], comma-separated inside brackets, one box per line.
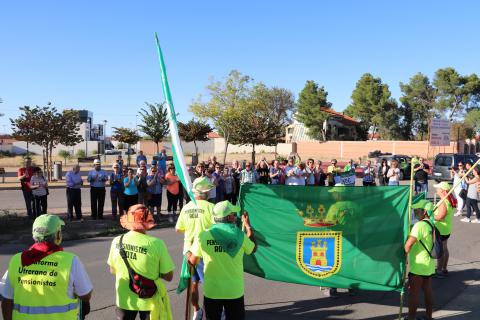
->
[103, 120, 107, 161]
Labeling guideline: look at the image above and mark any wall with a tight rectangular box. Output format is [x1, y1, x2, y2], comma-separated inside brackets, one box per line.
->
[12, 141, 101, 156]
[296, 140, 462, 160]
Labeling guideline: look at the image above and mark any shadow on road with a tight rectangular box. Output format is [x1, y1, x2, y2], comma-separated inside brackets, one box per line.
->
[245, 268, 479, 320]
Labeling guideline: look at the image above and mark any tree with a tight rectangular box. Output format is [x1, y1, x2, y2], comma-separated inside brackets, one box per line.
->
[10, 104, 83, 180]
[229, 83, 295, 163]
[190, 70, 252, 164]
[58, 150, 71, 166]
[433, 67, 480, 120]
[295, 80, 332, 140]
[178, 119, 212, 156]
[138, 102, 169, 154]
[344, 73, 394, 140]
[464, 108, 480, 133]
[0, 97, 4, 117]
[112, 127, 140, 166]
[399, 73, 437, 140]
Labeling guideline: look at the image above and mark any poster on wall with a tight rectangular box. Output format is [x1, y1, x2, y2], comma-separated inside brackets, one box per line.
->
[429, 119, 451, 146]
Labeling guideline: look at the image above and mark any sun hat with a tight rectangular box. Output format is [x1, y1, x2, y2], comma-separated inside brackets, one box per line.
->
[213, 200, 241, 219]
[120, 204, 156, 231]
[433, 181, 451, 191]
[192, 177, 215, 194]
[32, 214, 65, 240]
[93, 159, 101, 165]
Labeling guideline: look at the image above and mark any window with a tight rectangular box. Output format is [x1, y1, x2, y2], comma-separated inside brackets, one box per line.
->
[435, 156, 452, 167]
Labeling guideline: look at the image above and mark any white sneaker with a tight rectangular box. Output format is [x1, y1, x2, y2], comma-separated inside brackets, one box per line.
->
[461, 217, 471, 223]
[193, 308, 203, 320]
[471, 218, 480, 224]
[454, 211, 463, 217]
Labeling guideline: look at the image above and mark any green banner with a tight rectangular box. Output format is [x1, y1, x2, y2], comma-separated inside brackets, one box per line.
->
[239, 184, 410, 292]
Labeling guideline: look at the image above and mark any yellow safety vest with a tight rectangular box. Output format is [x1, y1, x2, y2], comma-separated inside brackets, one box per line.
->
[435, 198, 455, 236]
[8, 251, 78, 320]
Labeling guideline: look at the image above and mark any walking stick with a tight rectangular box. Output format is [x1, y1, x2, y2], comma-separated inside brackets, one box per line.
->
[185, 264, 193, 320]
[399, 159, 415, 319]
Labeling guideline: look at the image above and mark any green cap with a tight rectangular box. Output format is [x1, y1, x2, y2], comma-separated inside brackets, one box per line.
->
[433, 181, 451, 191]
[32, 214, 65, 240]
[213, 200, 240, 218]
[192, 177, 215, 194]
[412, 199, 434, 213]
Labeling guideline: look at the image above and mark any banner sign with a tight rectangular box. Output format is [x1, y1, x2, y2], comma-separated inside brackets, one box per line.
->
[429, 119, 451, 146]
[334, 173, 356, 186]
[240, 184, 410, 292]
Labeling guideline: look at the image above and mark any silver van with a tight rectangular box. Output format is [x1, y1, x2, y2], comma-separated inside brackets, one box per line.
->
[432, 153, 479, 181]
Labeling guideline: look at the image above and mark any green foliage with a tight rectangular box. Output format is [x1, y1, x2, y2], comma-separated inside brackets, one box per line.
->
[116, 142, 124, 149]
[399, 73, 437, 140]
[190, 70, 252, 163]
[229, 83, 295, 163]
[344, 73, 395, 139]
[57, 150, 71, 165]
[112, 127, 140, 167]
[10, 103, 83, 180]
[433, 67, 480, 120]
[91, 149, 98, 155]
[112, 127, 141, 145]
[295, 80, 332, 140]
[76, 149, 86, 158]
[178, 119, 212, 155]
[464, 108, 480, 133]
[138, 102, 169, 153]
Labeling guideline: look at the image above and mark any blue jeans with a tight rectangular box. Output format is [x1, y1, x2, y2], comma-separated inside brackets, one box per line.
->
[192, 259, 204, 283]
[22, 189, 34, 218]
[415, 182, 428, 194]
[388, 181, 399, 186]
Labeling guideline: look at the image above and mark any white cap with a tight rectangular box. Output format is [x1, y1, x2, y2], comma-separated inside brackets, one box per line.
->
[93, 159, 101, 165]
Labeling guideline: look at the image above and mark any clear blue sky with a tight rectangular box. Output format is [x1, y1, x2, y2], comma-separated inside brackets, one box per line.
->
[1, 1, 479, 135]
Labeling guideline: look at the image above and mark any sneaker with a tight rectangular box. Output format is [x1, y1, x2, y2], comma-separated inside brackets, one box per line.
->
[461, 217, 471, 223]
[433, 270, 445, 279]
[192, 308, 203, 320]
[454, 211, 462, 217]
[471, 218, 480, 224]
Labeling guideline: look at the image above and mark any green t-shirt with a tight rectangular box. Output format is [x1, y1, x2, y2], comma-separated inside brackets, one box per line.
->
[176, 199, 215, 254]
[107, 231, 175, 310]
[434, 199, 454, 236]
[191, 228, 255, 299]
[409, 220, 435, 276]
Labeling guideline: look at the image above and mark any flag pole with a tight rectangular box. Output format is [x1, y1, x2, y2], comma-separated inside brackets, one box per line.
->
[184, 265, 193, 320]
[432, 158, 480, 211]
[398, 159, 415, 320]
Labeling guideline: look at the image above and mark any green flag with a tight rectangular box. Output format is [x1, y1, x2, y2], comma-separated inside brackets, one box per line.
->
[154, 33, 195, 203]
[240, 184, 410, 291]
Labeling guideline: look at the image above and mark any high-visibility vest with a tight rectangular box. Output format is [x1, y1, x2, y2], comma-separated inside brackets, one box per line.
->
[435, 199, 455, 236]
[8, 251, 79, 320]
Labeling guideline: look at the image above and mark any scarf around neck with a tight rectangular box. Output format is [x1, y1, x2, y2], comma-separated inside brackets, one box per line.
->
[21, 242, 63, 267]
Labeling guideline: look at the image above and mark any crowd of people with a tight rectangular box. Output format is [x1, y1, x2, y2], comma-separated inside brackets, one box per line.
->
[8, 151, 478, 320]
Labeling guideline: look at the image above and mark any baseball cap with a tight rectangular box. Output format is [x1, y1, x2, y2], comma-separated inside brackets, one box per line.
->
[32, 214, 65, 240]
[213, 201, 240, 219]
[93, 159, 101, 165]
[433, 181, 451, 191]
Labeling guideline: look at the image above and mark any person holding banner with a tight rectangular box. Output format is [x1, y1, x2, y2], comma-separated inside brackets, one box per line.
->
[188, 201, 256, 320]
[176, 177, 216, 320]
[405, 200, 435, 320]
[432, 182, 456, 278]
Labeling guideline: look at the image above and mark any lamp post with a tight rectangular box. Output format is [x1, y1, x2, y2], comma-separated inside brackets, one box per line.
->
[103, 120, 107, 162]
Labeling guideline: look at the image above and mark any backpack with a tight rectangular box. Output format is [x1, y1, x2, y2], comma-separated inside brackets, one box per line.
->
[418, 220, 444, 259]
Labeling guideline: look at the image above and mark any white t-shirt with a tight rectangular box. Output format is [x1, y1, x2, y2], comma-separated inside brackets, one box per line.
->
[285, 166, 305, 186]
[0, 255, 93, 299]
[30, 176, 48, 197]
[387, 168, 400, 182]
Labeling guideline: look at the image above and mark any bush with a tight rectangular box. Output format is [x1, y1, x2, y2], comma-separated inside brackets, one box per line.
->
[116, 142, 124, 149]
[76, 150, 86, 158]
[276, 155, 287, 163]
[92, 149, 98, 155]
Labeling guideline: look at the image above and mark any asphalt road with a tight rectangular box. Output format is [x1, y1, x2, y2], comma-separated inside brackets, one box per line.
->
[1, 182, 479, 319]
[1, 217, 479, 320]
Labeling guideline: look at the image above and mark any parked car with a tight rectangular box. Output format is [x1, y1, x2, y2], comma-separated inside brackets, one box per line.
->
[105, 149, 122, 155]
[432, 153, 479, 181]
[376, 154, 412, 180]
[125, 148, 136, 155]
